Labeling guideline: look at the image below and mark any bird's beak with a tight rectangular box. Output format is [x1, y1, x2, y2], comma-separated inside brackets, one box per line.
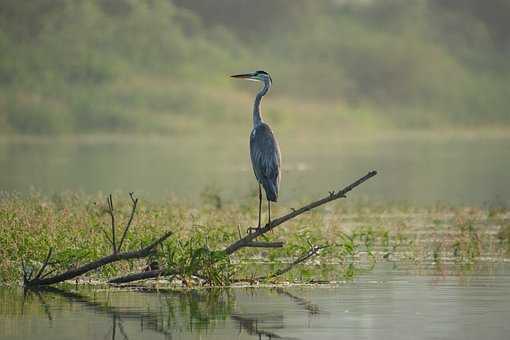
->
[230, 73, 255, 79]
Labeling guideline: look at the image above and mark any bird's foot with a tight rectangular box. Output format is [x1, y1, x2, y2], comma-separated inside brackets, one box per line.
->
[246, 226, 259, 235]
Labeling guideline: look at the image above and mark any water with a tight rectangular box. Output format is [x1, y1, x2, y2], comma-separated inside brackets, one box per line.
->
[1, 263, 509, 339]
[1, 132, 509, 206]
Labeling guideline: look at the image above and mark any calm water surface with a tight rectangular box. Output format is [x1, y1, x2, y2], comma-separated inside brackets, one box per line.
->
[1, 264, 509, 340]
[1, 132, 509, 205]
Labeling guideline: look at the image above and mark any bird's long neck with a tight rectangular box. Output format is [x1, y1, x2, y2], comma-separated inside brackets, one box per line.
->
[253, 79, 271, 127]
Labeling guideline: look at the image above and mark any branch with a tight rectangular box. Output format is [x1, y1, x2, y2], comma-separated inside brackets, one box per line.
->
[106, 171, 377, 285]
[268, 244, 328, 279]
[106, 194, 116, 253]
[34, 247, 53, 280]
[24, 231, 173, 287]
[109, 269, 167, 284]
[235, 244, 328, 283]
[117, 192, 139, 252]
[21, 258, 33, 284]
[244, 241, 284, 248]
[224, 170, 377, 255]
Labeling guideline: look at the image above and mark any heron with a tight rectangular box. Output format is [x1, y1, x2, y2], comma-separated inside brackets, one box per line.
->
[231, 70, 281, 229]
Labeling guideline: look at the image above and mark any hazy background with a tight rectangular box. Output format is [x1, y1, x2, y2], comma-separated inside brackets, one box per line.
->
[1, 0, 509, 205]
[1, 0, 509, 134]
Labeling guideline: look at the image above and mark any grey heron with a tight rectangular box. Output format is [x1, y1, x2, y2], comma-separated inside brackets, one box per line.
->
[231, 70, 281, 229]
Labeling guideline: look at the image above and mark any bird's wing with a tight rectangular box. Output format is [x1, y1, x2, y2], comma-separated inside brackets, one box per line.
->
[250, 123, 281, 185]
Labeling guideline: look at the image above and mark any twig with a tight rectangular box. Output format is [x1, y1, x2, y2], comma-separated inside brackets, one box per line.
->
[102, 229, 114, 247]
[117, 192, 139, 252]
[21, 258, 33, 284]
[267, 244, 328, 279]
[34, 247, 53, 280]
[236, 244, 328, 283]
[224, 170, 377, 255]
[24, 231, 172, 287]
[106, 194, 116, 253]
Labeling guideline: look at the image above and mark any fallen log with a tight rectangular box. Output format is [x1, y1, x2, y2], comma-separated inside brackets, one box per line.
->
[22, 193, 172, 287]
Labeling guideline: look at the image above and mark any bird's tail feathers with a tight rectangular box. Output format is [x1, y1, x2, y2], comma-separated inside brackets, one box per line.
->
[264, 180, 278, 202]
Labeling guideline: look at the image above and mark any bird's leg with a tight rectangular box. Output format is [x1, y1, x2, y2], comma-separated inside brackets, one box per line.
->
[247, 184, 263, 235]
[267, 200, 271, 226]
[258, 184, 262, 229]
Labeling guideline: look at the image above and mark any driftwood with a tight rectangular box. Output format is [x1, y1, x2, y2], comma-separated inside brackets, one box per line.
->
[109, 170, 377, 284]
[23, 193, 172, 287]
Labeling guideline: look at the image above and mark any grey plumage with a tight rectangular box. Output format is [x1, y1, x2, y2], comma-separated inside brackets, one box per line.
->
[250, 122, 281, 202]
[231, 70, 281, 227]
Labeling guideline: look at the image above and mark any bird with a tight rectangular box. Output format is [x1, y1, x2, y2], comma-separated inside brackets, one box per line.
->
[231, 70, 281, 229]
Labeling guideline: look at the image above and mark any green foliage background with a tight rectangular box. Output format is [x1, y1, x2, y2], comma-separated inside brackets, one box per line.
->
[1, 0, 509, 134]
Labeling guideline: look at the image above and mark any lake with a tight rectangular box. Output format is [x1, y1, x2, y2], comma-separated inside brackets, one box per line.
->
[1, 263, 509, 339]
[1, 131, 509, 206]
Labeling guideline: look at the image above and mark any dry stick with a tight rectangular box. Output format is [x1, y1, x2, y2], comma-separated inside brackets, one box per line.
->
[244, 241, 284, 248]
[107, 194, 117, 253]
[21, 258, 32, 283]
[109, 269, 167, 284]
[25, 231, 172, 287]
[108, 171, 377, 285]
[262, 244, 328, 280]
[224, 170, 377, 255]
[33, 247, 53, 280]
[234, 244, 328, 283]
[117, 192, 139, 252]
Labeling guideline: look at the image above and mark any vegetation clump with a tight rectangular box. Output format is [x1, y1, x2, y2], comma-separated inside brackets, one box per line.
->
[1, 190, 508, 286]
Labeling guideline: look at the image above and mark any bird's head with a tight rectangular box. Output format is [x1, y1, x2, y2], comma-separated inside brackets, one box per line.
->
[231, 70, 272, 85]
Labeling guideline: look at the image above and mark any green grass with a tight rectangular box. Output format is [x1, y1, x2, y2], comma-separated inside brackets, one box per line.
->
[1, 192, 508, 286]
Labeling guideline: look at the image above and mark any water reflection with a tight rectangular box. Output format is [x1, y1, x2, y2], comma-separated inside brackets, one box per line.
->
[2, 264, 510, 340]
[20, 286, 306, 340]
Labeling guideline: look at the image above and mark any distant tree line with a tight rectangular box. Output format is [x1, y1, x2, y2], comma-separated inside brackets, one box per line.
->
[0, 0, 508, 134]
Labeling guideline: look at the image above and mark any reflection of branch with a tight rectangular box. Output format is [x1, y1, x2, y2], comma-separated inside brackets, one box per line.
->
[231, 314, 299, 340]
[31, 287, 173, 338]
[112, 314, 130, 340]
[274, 288, 321, 315]
[34, 291, 53, 322]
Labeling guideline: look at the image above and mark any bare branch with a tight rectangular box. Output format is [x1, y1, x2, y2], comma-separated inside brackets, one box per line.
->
[244, 241, 284, 248]
[40, 267, 57, 280]
[34, 247, 53, 280]
[105, 171, 377, 285]
[102, 229, 114, 248]
[224, 170, 377, 255]
[268, 245, 328, 278]
[238, 244, 328, 283]
[109, 269, 166, 284]
[25, 231, 173, 287]
[117, 192, 139, 252]
[21, 258, 30, 284]
[106, 194, 117, 253]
